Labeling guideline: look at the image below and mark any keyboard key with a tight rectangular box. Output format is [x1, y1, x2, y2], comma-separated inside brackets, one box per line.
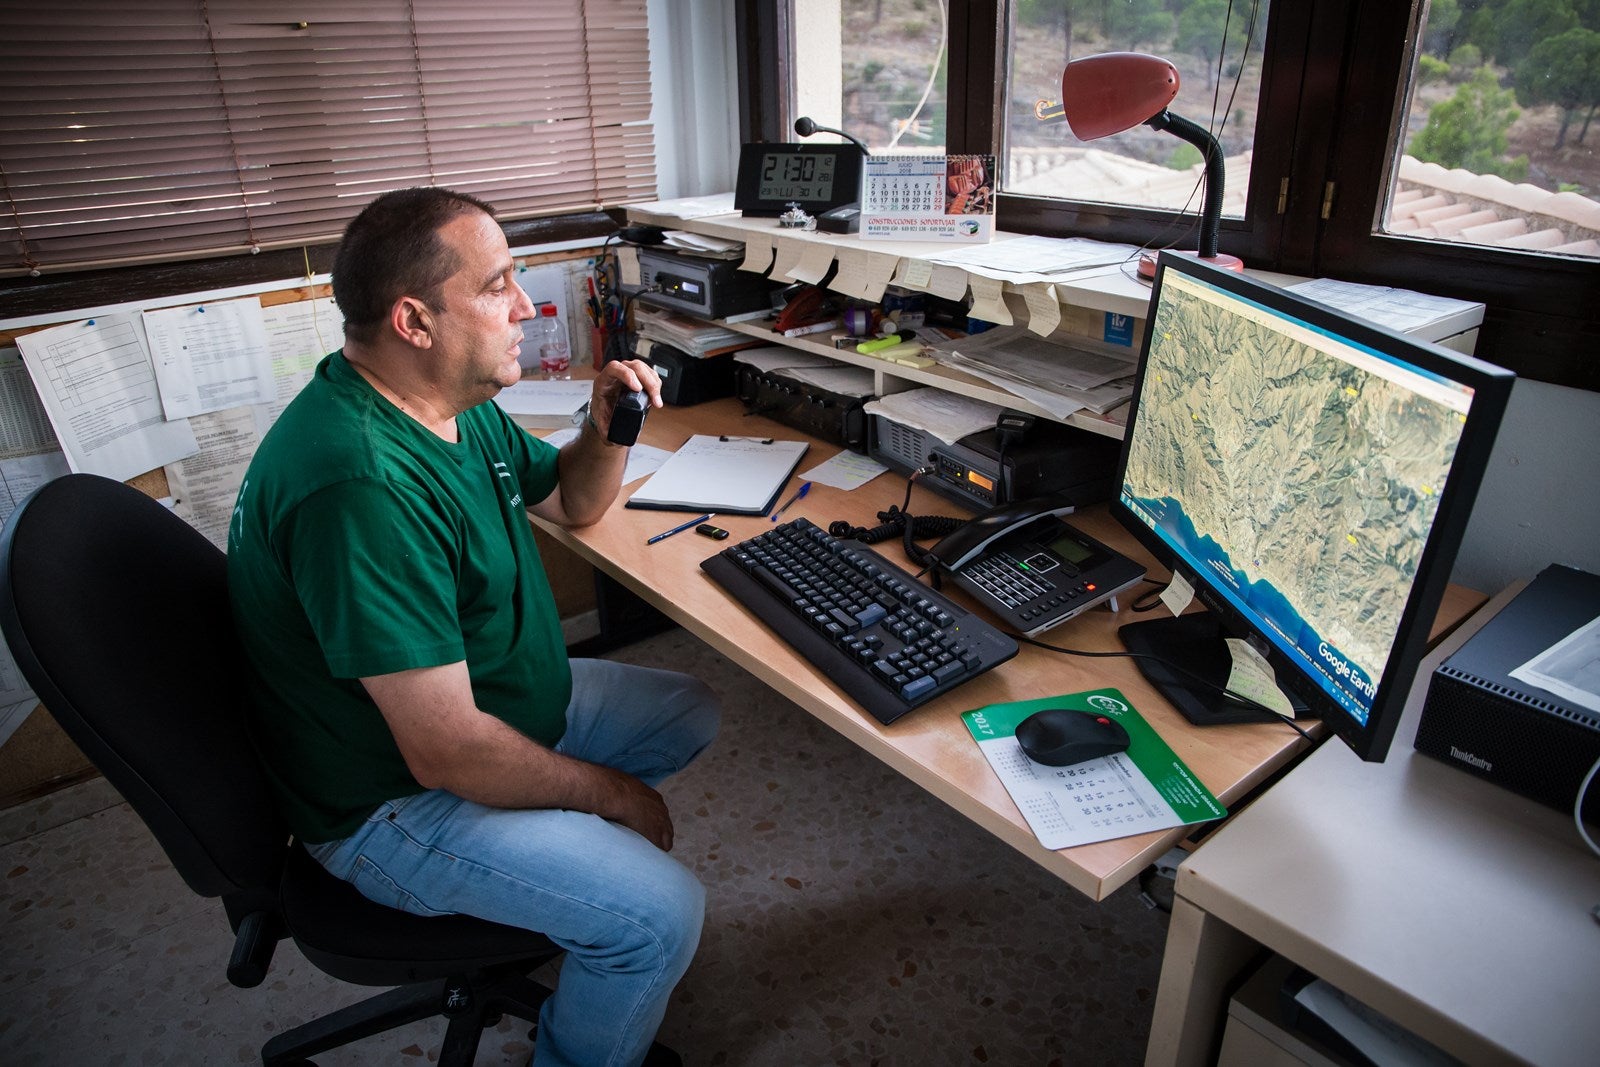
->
[701, 518, 1018, 725]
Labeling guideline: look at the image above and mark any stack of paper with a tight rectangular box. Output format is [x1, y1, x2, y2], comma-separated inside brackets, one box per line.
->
[1286, 277, 1482, 341]
[662, 230, 744, 260]
[929, 326, 1139, 418]
[626, 193, 737, 222]
[862, 387, 1007, 445]
[635, 307, 755, 358]
[493, 379, 593, 429]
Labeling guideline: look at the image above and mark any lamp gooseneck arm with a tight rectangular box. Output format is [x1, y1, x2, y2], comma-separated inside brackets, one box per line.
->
[1145, 110, 1224, 259]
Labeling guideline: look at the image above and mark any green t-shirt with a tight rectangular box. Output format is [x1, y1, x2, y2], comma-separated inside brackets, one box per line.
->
[227, 352, 570, 843]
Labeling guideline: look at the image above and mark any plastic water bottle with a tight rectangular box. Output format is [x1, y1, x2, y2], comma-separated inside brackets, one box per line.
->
[536, 303, 571, 379]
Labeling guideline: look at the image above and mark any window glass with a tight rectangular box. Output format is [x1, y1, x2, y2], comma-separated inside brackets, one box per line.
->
[1003, 0, 1269, 218]
[1385, 1, 1599, 260]
[819, 1, 949, 153]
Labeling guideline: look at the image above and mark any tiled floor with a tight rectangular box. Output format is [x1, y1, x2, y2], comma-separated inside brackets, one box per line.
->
[0, 628, 1169, 1065]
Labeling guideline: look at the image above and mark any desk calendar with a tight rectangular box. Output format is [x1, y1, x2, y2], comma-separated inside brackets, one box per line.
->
[962, 688, 1225, 850]
[860, 154, 996, 242]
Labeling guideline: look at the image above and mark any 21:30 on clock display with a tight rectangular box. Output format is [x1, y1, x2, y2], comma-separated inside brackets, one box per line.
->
[758, 151, 835, 202]
[734, 142, 864, 217]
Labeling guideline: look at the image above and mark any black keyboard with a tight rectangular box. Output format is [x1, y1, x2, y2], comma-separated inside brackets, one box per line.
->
[701, 518, 1018, 725]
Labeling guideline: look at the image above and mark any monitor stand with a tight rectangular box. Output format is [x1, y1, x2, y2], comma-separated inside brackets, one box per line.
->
[1119, 614, 1310, 726]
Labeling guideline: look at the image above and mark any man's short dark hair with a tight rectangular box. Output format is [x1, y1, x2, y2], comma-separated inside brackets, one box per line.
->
[332, 187, 498, 346]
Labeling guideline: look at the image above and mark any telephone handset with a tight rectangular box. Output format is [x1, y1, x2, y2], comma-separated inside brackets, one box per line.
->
[928, 495, 1147, 637]
[925, 494, 1079, 571]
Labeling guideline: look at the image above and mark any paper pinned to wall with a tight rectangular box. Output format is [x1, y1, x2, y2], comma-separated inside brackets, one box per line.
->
[0, 700, 36, 751]
[15, 315, 199, 483]
[166, 406, 261, 550]
[142, 298, 275, 419]
[257, 297, 340, 432]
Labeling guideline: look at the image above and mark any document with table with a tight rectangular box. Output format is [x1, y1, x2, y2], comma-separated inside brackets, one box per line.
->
[626, 434, 808, 515]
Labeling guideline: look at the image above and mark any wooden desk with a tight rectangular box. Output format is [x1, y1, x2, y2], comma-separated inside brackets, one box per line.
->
[1145, 583, 1599, 1067]
[533, 398, 1482, 902]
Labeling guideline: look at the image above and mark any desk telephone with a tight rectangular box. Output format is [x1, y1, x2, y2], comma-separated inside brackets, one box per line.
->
[926, 496, 1147, 636]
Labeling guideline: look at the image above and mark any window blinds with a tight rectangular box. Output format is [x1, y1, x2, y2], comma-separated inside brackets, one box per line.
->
[0, 0, 656, 275]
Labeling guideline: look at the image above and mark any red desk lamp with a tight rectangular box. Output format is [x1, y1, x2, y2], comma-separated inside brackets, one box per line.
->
[1058, 52, 1243, 278]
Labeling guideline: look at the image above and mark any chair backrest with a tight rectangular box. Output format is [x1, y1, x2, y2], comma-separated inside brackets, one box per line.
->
[0, 474, 288, 911]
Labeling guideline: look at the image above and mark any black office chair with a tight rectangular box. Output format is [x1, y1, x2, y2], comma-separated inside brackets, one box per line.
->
[0, 473, 562, 1065]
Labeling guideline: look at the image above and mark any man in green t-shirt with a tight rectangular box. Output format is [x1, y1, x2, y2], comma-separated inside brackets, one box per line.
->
[227, 187, 719, 1067]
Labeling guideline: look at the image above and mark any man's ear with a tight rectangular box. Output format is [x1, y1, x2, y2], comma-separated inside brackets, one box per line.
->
[389, 296, 435, 348]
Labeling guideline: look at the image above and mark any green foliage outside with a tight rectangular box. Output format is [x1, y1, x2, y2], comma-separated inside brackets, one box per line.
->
[1166, 142, 1204, 170]
[1419, 55, 1451, 84]
[1514, 27, 1600, 147]
[1411, 67, 1531, 179]
[1460, 0, 1578, 67]
[1421, 0, 1600, 161]
[1446, 43, 1483, 77]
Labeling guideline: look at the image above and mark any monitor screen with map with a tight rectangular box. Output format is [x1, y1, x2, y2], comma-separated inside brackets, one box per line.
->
[1111, 254, 1513, 761]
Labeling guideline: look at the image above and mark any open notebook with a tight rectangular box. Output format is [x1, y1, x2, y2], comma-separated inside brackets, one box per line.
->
[625, 434, 808, 515]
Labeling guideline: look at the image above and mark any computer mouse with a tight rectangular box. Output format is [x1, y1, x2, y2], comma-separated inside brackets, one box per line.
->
[1015, 707, 1131, 767]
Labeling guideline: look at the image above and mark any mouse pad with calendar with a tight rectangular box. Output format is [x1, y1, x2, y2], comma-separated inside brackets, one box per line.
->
[962, 688, 1225, 850]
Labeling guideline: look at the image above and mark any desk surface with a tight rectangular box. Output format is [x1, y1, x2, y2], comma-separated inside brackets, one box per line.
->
[1170, 584, 1600, 1066]
[533, 398, 1483, 901]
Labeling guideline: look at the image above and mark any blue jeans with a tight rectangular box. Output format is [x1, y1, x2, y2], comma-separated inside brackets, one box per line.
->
[307, 659, 720, 1067]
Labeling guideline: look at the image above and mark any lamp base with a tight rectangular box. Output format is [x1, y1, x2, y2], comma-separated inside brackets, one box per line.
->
[1137, 250, 1245, 280]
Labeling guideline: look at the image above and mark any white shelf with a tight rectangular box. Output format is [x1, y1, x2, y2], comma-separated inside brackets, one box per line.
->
[627, 209, 1156, 321]
[715, 316, 1129, 440]
[625, 208, 1484, 446]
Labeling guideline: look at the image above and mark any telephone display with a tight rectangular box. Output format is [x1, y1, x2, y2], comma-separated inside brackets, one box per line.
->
[933, 511, 1146, 636]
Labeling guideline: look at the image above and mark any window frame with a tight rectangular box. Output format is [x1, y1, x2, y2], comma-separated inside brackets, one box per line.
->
[745, 0, 1598, 391]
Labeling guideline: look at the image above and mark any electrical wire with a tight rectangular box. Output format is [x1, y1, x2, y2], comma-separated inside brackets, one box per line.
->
[1016, 632, 1316, 743]
[1116, 0, 1265, 280]
[1575, 751, 1600, 860]
[1129, 579, 1170, 613]
[827, 466, 965, 567]
[885, 0, 948, 150]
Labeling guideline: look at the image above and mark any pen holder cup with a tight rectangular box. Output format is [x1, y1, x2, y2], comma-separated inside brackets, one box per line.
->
[591, 326, 609, 369]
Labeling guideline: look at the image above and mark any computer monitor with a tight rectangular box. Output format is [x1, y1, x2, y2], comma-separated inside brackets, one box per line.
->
[1112, 254, 1513, 761]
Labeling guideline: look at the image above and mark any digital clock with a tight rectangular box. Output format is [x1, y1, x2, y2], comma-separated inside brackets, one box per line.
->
[734, 142, 864, 217]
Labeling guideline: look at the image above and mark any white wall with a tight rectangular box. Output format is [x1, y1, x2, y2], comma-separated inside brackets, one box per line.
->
[1452, 378, 1600, 593]
[648, 0, 739, 199]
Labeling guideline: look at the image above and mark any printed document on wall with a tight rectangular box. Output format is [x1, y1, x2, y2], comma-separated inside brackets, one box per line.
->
[0, 345, 71, 524]
[143, 298, 275, 420]
[257, 297, 341, 432]
[15, 316, 198, 483]
[166, 406, 260, 550]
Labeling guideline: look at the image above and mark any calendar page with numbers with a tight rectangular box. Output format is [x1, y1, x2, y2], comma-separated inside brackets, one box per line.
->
[860, 154, 996, 242]
[962, 688, 1225, 850]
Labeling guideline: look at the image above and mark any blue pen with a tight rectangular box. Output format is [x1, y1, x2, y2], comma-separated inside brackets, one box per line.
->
[769, 481, 811, 522]
[646, 512, 714, 545]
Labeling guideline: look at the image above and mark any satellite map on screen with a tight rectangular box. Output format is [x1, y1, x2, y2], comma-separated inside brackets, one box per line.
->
[1121, 277, 1468, 721]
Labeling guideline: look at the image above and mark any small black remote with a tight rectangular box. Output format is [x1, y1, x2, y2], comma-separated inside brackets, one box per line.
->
[607, 389, 648, 446]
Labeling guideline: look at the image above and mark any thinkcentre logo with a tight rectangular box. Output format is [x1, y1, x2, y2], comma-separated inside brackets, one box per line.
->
[1449, 745, 1492, 772]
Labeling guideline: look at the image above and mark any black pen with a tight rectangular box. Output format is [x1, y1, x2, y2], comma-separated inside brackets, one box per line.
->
[646, 512, 714, 545]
